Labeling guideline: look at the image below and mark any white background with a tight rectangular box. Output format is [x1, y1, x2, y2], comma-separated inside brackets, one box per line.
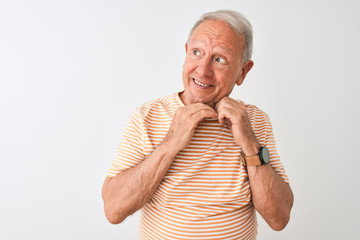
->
[1, 0, 359, 239]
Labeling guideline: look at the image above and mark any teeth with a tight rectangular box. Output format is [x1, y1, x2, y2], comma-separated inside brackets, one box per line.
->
[193, 78, 210, 87]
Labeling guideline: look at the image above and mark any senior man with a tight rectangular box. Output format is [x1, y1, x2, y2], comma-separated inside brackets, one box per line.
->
[102, 10, 293, 240]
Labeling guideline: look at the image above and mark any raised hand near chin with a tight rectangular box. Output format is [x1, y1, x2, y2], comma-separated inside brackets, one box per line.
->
[163, 103, 218, 154]
[215, 97, 260, 155]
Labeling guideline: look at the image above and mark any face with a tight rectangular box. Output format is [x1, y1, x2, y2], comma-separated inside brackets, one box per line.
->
[181, 20, 253, 107]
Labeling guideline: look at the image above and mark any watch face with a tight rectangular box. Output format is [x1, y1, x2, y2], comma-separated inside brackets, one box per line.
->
[261, 147, 270, 164]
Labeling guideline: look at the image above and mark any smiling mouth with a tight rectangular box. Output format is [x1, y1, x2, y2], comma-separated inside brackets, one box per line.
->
[193, 78, 211, 87]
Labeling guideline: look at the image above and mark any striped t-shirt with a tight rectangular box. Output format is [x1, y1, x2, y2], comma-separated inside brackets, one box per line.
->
[107, 92, 289, 240]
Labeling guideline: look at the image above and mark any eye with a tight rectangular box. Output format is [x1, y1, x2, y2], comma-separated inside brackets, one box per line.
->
[192, 49, 201, 56]
[215, 57, 226, 63]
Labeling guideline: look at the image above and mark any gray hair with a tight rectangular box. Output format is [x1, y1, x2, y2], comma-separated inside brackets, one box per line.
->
[188, 10, 253, 63]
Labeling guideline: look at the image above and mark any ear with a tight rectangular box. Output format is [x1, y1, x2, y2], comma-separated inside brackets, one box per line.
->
[185, 42, 188, 53]
[236, 60, 254, 86]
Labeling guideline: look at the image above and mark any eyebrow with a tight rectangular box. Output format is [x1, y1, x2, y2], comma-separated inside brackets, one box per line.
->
[189, 39, 233, 54]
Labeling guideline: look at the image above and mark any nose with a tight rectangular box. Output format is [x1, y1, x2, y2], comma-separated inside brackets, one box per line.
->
[196, 57, 213, 77]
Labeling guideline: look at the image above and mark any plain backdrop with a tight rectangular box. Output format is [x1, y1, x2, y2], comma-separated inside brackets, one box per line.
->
[1, 0, 359, 239]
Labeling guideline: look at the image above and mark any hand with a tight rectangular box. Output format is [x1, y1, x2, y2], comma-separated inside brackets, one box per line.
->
[163, 103, 218, 153]
[215, 97, 260, 155]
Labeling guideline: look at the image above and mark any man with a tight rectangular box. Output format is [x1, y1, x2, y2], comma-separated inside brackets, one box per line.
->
[102, 10, 293, 240]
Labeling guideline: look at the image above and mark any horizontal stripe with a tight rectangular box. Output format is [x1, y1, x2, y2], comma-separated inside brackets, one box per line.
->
[107, 92, 289, 238]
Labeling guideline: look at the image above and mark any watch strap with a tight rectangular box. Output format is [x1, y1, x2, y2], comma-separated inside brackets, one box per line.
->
[244, 155, 262, 166]
[240, 151, 262, 166]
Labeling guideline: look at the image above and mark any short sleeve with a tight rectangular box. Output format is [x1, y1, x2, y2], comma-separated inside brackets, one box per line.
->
[107, 110, 146, 177]
[265, 120, 289, 184]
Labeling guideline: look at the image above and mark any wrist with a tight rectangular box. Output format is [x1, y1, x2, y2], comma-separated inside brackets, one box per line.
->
[240, 141, 260, 156]
[241, 146, 270, 166]
[158, 140, 181, 158]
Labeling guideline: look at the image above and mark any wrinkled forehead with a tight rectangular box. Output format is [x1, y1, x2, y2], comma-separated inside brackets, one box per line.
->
[188, 20, 245, 56]
[188, 38, 234, 55]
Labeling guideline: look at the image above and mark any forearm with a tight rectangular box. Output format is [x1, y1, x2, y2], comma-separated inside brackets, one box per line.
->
[102, 103, 219, 224]
[102, 142, 177, 224]
[247, 164, 293, 231]
[215, 97, 293, 230]
[241, 141, 293, 230]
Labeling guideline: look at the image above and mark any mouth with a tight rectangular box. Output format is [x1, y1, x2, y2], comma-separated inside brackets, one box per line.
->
[192, 78, 211, 88]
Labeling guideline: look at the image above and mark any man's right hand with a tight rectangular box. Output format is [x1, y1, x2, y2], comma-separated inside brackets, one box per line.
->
[163, 103, 218, 153]
[102, 102, 217, 224]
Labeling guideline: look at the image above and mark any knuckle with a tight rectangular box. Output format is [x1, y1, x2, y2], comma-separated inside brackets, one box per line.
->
[199, 109, 207, 114]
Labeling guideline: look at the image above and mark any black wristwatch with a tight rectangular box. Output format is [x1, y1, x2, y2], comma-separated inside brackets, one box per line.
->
[241, 146, 270, 166]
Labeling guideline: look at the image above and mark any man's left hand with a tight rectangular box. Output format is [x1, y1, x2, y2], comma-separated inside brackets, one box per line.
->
[215, 97, 260, 155]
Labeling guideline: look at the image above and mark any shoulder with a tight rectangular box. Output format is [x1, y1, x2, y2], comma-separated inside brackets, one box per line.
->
[134, 94, 179, 119]
[237, 99, 270, 123]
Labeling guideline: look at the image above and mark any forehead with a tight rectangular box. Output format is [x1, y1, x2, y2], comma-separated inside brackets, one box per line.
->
[188, 20, 244, 54]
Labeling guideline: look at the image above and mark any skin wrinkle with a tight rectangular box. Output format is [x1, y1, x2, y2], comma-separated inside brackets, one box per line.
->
[102, 16, 293, 232]
[189, 39, 235, 61]
[189, 20, 243, 56]
[181, 20, 253, 109]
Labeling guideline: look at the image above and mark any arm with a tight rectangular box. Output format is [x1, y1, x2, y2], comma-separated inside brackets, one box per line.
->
[102, 142, 177, 224]
[102, 103, 218, 224]
[242, 143, 293, 231]
[216, 97, 293, 231]
[247, 162, 293, 230]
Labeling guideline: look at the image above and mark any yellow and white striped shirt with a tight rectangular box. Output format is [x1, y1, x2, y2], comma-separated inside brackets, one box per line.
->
[108, 92, 289, 240]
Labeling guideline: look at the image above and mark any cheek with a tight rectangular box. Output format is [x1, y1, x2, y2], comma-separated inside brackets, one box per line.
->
[182, 64, 190, 78]
[182, 58, 189, 71]
[183, 62, 195, 78]
[182, 62, 193, 84]
[218, 73, 238, 92]
[184, 55, 198, 69]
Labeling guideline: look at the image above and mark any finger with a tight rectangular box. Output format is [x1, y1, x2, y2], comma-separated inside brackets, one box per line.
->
[187, 103, 217, 116]
[201, 105, 218, 119]
[217, 107, 238, 125]
[215, 97, 235, 116]
[216, 102, 228, 125]
[216, 97, 243, 111]
[217, 111, 226, 125]
[190, 108, 218, 124]
[214, 100, 223, 114]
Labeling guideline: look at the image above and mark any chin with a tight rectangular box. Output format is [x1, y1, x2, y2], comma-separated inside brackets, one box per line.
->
[193, 98, 216, 108]
[182, 88, 218, 107]
[204, 101, 216, 108]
